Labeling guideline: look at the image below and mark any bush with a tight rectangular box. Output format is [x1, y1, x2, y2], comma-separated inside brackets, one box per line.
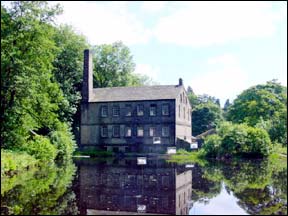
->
[23, 135, 57, 162]
[203, 134, 222, 158]
[50, 124, 76, 161]
[203, 122, 272, 158]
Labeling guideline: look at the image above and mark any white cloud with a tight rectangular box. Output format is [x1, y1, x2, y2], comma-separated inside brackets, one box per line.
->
[141, 1, 166, 13]
[154, 2, 280, 47]
[135, 64, 160, 79]
[53, 1, 152, 45]
[190, 54, 249, 105]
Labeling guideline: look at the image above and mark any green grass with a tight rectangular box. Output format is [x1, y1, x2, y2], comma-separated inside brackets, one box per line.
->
[1, 149, 38, 177]
[73, 149, 113, 157]
[168, 149, 208, 166]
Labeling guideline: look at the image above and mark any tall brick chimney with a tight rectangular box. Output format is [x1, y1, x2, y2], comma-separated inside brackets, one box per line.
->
[179, 78, 183, 86]
[82, 49, 93, 102]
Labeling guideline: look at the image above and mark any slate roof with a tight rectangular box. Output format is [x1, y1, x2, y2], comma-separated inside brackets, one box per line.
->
[90, 85, 183, 102]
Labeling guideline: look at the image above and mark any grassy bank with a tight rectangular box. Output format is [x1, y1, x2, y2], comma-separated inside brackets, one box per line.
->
[168, 149, 207, 166]
[1, 150, 38, 177]
[73, 149, 113, 157]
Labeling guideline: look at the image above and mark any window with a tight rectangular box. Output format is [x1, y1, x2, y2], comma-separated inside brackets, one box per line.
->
[150, 104, 157, 116]
[125, 105, 132, 116]
[113, 105, 120, 116]
[137, 105, 144, 116]
[153, 137, 161, 144]
[112, 126, 120, 137]
[180, 94, 182, 103]
[183, 107, 185, 119]
[137, 127, 144, 137]
[101, 106, 108, 117]
[162, 104, 169, 116]
[149, 127, 156, 137]
[125, 127, 132, 137]
[178, 105, 181, 118]
[187, 110, 190, 121]
[162, 126, 169, 137]
[101, 126, 108, 137]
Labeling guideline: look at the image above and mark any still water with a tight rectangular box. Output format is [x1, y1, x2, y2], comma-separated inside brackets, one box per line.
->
[1, 157, 287, 215]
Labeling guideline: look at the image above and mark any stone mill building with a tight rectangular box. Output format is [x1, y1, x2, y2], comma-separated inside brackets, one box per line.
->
[80, 49, 192, 154]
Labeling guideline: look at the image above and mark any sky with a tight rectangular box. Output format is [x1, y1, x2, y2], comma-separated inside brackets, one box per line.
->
[189, 183, 248, 215]
[51, 1, 287, 106]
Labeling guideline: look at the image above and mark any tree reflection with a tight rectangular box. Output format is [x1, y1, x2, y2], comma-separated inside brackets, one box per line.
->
[191, 158, 287, 215]
[1, 161, 78, 215]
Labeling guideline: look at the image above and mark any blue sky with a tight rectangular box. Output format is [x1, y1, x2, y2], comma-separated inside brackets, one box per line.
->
[52, 1, 287, 106]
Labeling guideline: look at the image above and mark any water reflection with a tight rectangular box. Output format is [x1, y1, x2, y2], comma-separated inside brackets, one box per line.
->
[190, 159, 287, 215]
[74, 158, 193, 215]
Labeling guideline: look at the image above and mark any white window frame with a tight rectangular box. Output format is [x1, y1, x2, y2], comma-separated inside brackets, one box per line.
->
[101, 106, 108, 117]
[162, 126, 169, 137]
[137, 127, 144, 137]
[162, 104, 169, 116]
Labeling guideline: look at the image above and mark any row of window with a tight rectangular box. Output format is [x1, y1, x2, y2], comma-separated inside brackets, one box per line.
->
[101, 104, 170, 117]
[179, 105, 191, 121]
[101, 126, 170, 138]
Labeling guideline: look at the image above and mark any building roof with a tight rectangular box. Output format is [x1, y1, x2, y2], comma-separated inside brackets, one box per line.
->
[90, 85, 183, 102]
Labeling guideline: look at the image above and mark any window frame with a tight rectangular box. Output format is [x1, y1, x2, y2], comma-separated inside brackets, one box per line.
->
[125, 104, 132, 116]
[125, 126, 132, 137]
[137, 104, 144, 116]
[101, 105, 108, 117]
[162, 126, 169, 137]
[137, 126, 144, 137]
[112, 125, 120, 137]
[149, 127, 156, 137]
[162, 104, 169, 116]
[112, 105, 120, 117]
[149, 104, 157, 116]
[101, 126, 108, 138]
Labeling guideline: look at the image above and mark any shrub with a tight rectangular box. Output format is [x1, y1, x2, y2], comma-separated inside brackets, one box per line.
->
[203, 134, 222, 158]
[23, 135, 57, 162]
[50, 126, 76, 161]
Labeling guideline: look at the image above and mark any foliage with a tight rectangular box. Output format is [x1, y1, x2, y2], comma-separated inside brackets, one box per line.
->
[1, 161, 78, 215]
[23, 135, 57, 162]
[50, 126, 76, 161]
[202, 134, 222, 158]
[1, 1, 64, 149]
[190, 157, 287, 215]
[168, 149, 207, 166]
[92, 41, 155, 88]
[74, 149, 113, 157]
[227, 80, 287, 145]
[186, 90, 223, 136]
[1, 150, 38, 177]
[202, 122, 272, 158]
[1, 1, 79, 164]
[52, 24, 89, 124]
[192, 102, 223, 136]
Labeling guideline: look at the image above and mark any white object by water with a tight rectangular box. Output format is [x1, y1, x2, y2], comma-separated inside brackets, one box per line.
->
[167, 147, 176, 154]
[137, 157, 147, 165]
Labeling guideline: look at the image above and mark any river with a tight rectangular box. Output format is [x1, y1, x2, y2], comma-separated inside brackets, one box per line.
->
[1, 156, 287, 215]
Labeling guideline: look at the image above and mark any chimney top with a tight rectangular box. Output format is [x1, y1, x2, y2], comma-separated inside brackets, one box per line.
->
[179, 78, 183, 86]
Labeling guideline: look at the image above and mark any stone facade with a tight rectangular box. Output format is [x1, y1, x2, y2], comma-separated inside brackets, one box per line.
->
[80, 49, 192, 153]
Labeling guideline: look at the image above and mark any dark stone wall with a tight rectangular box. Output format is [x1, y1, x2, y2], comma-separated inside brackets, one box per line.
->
[80, 99, 176, 153]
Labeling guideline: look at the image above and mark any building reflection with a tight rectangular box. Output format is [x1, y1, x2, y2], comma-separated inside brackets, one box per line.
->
[75, 158, 193, 215]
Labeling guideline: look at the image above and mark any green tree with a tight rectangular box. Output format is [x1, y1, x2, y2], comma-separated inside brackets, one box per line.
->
[192, 102, 223, 136]
[227, 80, 287, 145]
[1, 1, 63, 148]
[92, 41, 150, 88]
[52, 25, 89, 124]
